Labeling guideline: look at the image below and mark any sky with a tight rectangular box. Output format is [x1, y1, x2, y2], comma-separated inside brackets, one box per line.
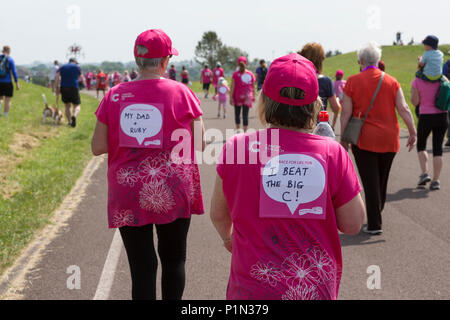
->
[1, 0, 449, 65]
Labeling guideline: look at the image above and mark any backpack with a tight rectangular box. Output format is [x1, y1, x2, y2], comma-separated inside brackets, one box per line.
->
[0, 55, 9, 78]
[435, 77, 450, 111]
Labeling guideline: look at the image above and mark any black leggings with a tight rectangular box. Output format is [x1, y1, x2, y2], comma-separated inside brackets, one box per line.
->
[234, 105, 250, 126]
[417, 113, 448, 156]
[119, 218, 191, 300]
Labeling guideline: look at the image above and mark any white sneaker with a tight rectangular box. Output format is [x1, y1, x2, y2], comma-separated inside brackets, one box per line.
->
[362, 226, 383, 235]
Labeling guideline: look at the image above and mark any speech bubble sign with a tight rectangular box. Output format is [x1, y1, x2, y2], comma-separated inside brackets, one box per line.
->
[120, 104, 163, 146]
[219, 87, 227, 94]
[261, 154, 326, 215]
[241, 73, 252, 84]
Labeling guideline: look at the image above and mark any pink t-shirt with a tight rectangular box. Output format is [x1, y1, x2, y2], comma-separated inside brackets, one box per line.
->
[213, 68, 225, 87]
[202, 69, 212, 84]
[232, 70, 256, 107]
[217, 84, 229, 103]
[216, 129, 362, 300]
[334, 80, 346, 101]
[95, 79, 205, 228]
[411, 78, 446, 115]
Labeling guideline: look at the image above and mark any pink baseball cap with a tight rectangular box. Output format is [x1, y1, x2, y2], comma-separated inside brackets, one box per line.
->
[336, 69, 344, 77]
[237, 56, 247, 65]
[134, 29, 179, 59]
[262, 53, 319, 106]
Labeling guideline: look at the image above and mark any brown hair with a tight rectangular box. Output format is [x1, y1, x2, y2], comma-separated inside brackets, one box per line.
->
[298, 43, 325, 73]
[239, 61, 246, 73]
[257, 87, 322, 130]
[2, 46, 11, 54]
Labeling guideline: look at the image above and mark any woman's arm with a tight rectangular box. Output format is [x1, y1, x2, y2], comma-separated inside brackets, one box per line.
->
[210, 175, 233, 253]
[230, 78, 235, 106]
[396, 88, 417, 152]
[328, 95, 341, 130]
[410, 86, 420, 107]
[191, 116, 206, 152]
[91, 121, 108, 156]
[339, 93, 353, 151]
[335, 193, 366, 235]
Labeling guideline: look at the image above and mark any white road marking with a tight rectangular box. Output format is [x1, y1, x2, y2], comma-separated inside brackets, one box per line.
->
[93, 229, 123, 300]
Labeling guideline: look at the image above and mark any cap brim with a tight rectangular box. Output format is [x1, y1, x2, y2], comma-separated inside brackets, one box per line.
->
[171, 47, 179, 56]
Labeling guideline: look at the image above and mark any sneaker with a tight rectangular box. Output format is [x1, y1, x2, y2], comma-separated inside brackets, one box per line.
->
[445, 140, 450, 147]
[417, 173, 431, 188]
[430, 180, 440, 191]
[362, 226, 383, 235]
[71, 116, 76, 128]
[217, 113, 221, 118]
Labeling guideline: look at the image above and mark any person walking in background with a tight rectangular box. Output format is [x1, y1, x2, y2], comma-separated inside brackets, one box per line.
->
[212, 62, 224, 97]
[340, 42, 417, 235]
[113, 71, 121, 86]
[96, 70, 108, 99]
[0, 46, 20, 117]
[55, 58, 82, 127]
[230, 56, 255, 133]
[50, 60, 59, 94]
[180, 66, 189, 86]
[211, 53, 365, 300]
[168, 64, 177, 81]
[255, 59, 268, 91]
[411, 74, 448, 190]
[299, 43, 341, 130]
[130, 69, 138, 80]
[334, 70, 346, 103]
[216, 77, 229, 119]
[85, 70, 93, 90]
[91, 29, 205, 300]
[201, 65, 212, 98]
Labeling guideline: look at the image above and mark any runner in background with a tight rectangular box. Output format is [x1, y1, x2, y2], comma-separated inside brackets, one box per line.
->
[169, 65, 177, 81]
[211, 53, 365, 300]
[216, 77, 229, 119]
[230, 56, 255, 133]
[50, 60, 60, 94]
[255, 59, 268, 91]
[113, 71, 121, 86]
[91, 28, 205, 300]
[0, 46, 20, 117]
[96, 69, 107, 99]
[212, 62, 224, 98]
[333, 69, 346, 129]
[55, 58, 82, 127]
[180, 66, 190, 86]
[122, 71, 131, 83]
[201, 65, 212, 98]
[85, 70, 93, 90]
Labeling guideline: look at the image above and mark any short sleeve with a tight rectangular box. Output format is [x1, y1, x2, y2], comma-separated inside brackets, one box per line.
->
[183, 86, 203, 119]
[329, 143, 362, 209]
[411, 78, 418, 89]
[95, 90, 112, 125]
[216, 136, 236, 179]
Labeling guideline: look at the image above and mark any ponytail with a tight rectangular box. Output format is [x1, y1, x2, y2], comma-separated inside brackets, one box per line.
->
[239, 61, 246, 73]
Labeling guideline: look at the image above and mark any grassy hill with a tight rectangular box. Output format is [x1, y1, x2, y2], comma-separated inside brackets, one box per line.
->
[0, 81, 99, 275]
[322, 44, 450, 123]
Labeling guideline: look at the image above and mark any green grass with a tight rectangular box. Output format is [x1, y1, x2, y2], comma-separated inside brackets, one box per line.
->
[0, 81, 99, 275]
[322, 44, 450, 125]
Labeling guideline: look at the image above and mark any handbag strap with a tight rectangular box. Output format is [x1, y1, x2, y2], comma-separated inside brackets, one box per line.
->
[361, 72, 385, 121]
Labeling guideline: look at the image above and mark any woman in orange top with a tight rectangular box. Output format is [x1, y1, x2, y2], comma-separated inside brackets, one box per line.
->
[340, 42, 417, 235]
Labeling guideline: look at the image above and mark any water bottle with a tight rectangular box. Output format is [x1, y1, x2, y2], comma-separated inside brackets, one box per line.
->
[313, 111, 336, 139]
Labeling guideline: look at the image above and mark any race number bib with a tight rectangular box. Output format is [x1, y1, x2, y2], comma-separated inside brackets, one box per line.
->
[119, 103, 164, 149]
[260, 153, 327, 220]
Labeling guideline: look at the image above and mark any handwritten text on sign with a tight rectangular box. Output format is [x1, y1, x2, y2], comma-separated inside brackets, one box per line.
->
[119, 103, 163, 148]
[260, 154, 326, 219]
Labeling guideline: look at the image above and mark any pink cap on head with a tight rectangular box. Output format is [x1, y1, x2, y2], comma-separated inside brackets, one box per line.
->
[262, 53, 319, 106]
[336, 69, 344, 77]
[237, 56, 247, 65]
[134, 29, 179, 59]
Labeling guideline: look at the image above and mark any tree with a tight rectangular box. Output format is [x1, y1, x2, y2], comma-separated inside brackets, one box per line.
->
[217, 45, 249, 71]
[195, 31, 223, 68]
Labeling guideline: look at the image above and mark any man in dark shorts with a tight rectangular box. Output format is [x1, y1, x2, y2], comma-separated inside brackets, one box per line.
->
[0, 46, 20, 117]
[55, 58, 82, 127]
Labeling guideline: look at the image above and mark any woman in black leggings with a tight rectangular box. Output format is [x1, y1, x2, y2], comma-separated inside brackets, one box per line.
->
[411, 78, 449, 190]
[230, 56, 256, 133]
[120, 219, 191, 300]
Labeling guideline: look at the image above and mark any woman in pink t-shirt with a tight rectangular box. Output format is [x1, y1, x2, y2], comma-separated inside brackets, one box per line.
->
[91, 29, 206, 300]
[230, 56, 256, 133]
[200, 65, 212, 98]
[211, 53, 365, 300]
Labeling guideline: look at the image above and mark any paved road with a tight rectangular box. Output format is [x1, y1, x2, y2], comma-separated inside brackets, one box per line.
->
[1, 91, 449, 300]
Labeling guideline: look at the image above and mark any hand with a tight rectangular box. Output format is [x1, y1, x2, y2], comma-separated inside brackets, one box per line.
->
[223, 238, 232, 253]
[16, 83, 20, 90]
[418, 56, 422, 61]
[406, 134, 417, 152]
[340, 140, 350, 152]
[230, 98, 234, 106]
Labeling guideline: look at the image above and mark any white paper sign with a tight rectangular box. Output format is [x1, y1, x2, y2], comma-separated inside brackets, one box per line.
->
[120, 104, 163, 146]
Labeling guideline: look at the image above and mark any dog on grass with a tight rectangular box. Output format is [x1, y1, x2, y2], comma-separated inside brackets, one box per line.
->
[42, 94, 63, 125]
